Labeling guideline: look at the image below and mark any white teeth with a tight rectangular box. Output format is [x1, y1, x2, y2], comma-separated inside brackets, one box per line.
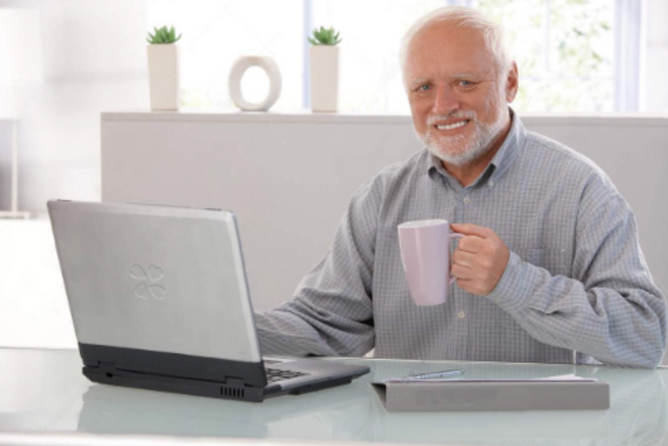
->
[436, 120, 468, 131]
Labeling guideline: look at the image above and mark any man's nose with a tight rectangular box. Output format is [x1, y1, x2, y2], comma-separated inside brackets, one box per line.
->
[433, 85, 460, 116]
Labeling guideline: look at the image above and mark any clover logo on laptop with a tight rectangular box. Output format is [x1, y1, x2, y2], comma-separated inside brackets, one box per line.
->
[130, 265, 167, 300]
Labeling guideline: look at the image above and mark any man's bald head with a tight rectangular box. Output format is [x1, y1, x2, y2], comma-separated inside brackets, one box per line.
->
[400, 7, 511, 89]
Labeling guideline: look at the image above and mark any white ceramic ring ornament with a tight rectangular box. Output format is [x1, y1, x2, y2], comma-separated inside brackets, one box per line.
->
[228, 56, 282, 111]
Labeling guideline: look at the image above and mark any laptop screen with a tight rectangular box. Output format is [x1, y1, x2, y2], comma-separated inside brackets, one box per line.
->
[48, 200, 262, 363]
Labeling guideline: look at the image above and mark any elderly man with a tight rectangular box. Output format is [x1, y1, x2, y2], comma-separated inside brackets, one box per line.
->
[255, 7, 666, 368]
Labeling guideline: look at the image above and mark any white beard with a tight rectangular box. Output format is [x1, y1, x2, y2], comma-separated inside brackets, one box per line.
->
[419, 110, 507, 167]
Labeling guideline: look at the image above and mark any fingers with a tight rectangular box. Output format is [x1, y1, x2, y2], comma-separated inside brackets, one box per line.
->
[450, 230, 510, 296]
[452, 250, 475, 268]
[455, 278, 489, 296]
[451, 224, 495, 253]
[456, 236, 485, 253]
[449, 223, 509, 296]
[451, 263, 473, 280]
[451, 262, 500, 288]
[451, 256, 491, 281]
[450, 223, 493, 239]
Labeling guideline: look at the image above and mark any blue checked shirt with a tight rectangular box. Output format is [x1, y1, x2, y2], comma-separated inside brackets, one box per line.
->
[255, 112, 666, 368]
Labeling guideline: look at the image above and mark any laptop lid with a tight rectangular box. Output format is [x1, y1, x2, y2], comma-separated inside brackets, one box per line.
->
[48, 200, 262, 364]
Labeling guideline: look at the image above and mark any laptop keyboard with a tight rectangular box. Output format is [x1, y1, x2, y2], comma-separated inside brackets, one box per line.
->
[265, 367, 309, 383]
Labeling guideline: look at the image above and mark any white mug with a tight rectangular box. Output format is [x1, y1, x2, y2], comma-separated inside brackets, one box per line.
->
[398, 219, 463, 306]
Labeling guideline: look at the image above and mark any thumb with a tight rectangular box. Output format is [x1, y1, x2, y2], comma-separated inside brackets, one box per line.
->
[450, 223, 490, 238]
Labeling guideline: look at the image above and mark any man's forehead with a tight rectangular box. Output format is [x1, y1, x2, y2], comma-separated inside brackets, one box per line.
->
[405, 47, 497, 81]
[407, 70, 495, 85]
[406, 22, 496, 66]
[414, 19, 486, 45]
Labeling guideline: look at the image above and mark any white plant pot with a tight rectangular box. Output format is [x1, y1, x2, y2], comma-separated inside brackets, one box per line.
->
[309, 45, 339, 112]
[147, 44, 180, 111]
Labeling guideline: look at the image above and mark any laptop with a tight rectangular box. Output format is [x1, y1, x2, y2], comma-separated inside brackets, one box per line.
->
[47, 200, 369, 402]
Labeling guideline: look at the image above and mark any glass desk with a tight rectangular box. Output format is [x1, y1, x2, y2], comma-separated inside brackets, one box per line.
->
[0, 348, 665, 446]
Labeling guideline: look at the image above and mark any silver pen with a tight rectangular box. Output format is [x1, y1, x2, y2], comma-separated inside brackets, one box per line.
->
[383, 368, 464, 383]
[406, 369, 464, 379]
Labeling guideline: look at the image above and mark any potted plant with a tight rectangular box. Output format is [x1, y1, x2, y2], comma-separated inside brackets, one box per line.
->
[308, 26, 342, 112]
[146, 26, 181, 111]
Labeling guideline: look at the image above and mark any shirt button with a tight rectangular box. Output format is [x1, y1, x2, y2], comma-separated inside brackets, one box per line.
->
[458, 311, 466, 319]
[489, 180, 495, 188]
[463, 196, 470, 204]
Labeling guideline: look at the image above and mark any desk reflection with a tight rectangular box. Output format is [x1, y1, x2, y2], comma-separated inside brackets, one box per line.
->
[78, 382, 376, 441]
[365, 360, 667, 446]
[77, 360, 667, 446]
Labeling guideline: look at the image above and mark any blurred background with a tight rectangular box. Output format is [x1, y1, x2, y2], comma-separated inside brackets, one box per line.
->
[0, 0, 667, 351]
[1, 0, 666, 213]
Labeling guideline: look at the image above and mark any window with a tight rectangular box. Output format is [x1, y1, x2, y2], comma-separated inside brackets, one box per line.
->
[147, 0, 639, 113]
[477, 0, 615, 112]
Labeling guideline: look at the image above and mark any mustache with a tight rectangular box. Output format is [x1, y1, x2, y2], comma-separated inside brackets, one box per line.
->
[427, 111, 478, 126]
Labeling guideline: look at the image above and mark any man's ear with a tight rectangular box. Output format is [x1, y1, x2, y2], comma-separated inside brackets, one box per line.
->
[505, 61, 519, 103]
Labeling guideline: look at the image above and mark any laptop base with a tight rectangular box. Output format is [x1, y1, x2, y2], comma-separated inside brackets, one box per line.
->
[83, 366, 269, 402]
[80, 343, 363, 402]
[84, 366, 357, 402]
[80, 343, 272, 402]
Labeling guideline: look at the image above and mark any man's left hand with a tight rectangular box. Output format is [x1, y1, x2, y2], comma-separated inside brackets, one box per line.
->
[450, 223, 510, 296]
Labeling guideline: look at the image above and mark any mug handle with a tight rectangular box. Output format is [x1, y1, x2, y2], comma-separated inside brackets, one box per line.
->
[449, 232, 465, 285]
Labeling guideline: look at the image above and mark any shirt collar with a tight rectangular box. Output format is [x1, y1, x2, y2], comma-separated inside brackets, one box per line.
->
[426, 108, 525, 188]
[487, 108, 524, 185]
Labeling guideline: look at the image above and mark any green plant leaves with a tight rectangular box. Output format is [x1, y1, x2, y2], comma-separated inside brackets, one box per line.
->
[146, 25, 182, 44]
[308, 26, 342, 46]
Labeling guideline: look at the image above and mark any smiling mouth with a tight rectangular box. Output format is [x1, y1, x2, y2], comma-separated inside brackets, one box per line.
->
[435, 120, 470, 131]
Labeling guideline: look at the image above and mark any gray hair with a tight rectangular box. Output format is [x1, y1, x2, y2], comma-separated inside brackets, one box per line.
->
[400, 7, 511, 85]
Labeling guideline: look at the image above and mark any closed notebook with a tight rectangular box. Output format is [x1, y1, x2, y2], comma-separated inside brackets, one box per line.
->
[371, 376, 610, 412]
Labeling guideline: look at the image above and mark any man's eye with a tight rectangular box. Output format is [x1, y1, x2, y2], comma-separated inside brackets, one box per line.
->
[458, 80, 475, 87]
[417, 84, 431, 92]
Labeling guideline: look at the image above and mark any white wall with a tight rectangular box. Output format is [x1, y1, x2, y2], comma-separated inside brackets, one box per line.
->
[0, 0, 150, 350]
[0, 0, 149, 212]
[101, 112, 668, 309]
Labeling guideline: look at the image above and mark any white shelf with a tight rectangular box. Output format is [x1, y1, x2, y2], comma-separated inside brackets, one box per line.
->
[101, 109, 668, 127]
[101, 109, 412, 124]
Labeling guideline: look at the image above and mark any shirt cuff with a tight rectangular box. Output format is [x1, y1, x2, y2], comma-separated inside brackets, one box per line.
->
[486, 250, 541, 313]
